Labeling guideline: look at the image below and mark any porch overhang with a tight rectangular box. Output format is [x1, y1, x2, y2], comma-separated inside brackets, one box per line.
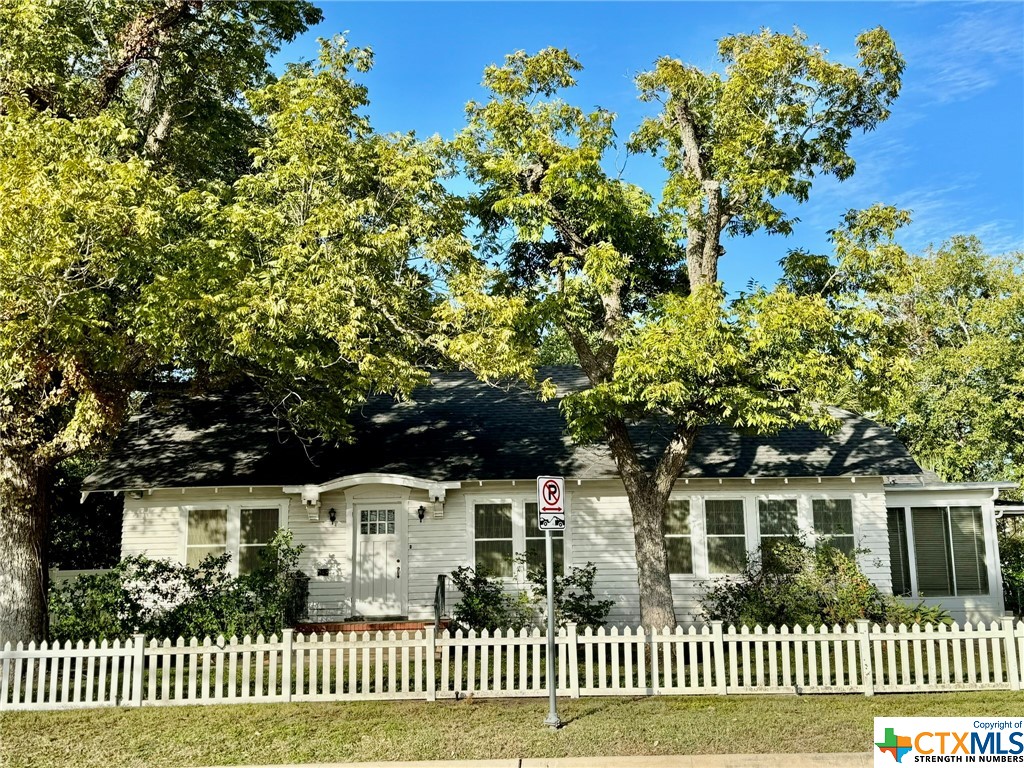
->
[283, 474, 462, 507]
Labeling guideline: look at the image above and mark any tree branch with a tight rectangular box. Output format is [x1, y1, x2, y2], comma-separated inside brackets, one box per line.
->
[95, 0, 202, 110]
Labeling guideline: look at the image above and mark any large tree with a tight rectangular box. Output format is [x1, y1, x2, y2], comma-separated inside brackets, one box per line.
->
[782, 233, 1023, 489]
[445, 29, 905, 629]
[0, 0, 322, 643]
[867, 237, 1022, 487]
[0, 3, 456, 642]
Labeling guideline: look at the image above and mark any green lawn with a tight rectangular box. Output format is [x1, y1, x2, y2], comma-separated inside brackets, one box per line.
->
[2, 692, 1021, 768]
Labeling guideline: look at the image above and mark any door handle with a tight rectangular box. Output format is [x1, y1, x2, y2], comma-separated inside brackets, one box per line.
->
[396, 565, 401, 579]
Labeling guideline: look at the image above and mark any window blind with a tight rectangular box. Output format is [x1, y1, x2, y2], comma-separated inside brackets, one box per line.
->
[911, 507, 954, 596]
[886, 508, 912, 596]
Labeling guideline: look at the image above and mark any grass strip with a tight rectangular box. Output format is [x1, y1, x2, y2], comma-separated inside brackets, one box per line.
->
[2, 691, 1021, 768]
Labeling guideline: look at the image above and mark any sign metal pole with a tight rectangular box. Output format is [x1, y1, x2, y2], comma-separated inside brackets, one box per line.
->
[537, 475, 564, 730]
[544, 526, 560, 728]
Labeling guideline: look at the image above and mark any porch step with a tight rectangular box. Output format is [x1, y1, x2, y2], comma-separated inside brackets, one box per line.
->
[295, 618, 451, 635]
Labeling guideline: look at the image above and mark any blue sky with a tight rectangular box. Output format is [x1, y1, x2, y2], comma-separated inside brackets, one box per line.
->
[275, 2, 1024, 291]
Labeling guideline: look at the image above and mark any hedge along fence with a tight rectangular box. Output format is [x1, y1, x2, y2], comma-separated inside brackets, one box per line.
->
[2, 620, 1023, 711]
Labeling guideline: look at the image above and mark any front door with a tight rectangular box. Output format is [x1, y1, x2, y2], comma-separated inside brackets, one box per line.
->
[354, 505, 403, 616]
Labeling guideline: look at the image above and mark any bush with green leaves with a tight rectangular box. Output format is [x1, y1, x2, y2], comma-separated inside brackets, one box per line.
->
[447, 565, 535, 633]
[449, 560, 613, 632]
[48, 530, 308, 642]
[523, 559, 613, 630]
[699, 537, 950, 629]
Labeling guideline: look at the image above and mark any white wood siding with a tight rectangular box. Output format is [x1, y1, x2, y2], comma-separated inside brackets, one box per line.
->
[407, 488, 467, 621]
[291, 490, 349, 621]
[113, 477, 1004, 626]
[568, 482, 641, 626]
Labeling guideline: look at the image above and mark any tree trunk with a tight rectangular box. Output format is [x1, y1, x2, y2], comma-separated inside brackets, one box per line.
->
[623, 476, 677, 631]
[0, 451, 50, 644]
[602, 418, 695, 631]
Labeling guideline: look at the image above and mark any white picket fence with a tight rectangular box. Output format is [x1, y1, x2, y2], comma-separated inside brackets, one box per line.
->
[2, 619, 1022, 711]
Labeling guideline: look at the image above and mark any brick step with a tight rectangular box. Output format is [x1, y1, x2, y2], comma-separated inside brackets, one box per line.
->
[295, 619, 451, 635]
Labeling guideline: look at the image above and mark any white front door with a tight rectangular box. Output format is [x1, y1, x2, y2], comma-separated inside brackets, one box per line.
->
[354, 505, 403, 616]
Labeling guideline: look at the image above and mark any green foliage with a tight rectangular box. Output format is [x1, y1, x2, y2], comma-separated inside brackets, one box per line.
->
[785, 232, 1024, 485]
[0, 3, 456, 639]
[48, 531, 308, 642]
[699, 538, 950, 629]
[48, 456, 123, 569]
[450, 561, 613, 632]
[448, 565, 535, 633]
[448, 38, 906, 439]
[879, 238, 1023, 486]
[631, 26, 904, 243]
[523, 559, 613, 630]
[998, 521, 1024, 617]
[447, 33, 906, 630]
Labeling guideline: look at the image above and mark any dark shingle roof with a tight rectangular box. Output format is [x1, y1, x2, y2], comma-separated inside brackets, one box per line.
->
[85, 368, 922, 490]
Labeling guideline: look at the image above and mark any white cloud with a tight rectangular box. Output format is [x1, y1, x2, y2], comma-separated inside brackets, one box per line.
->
[909, 5, 1023, 104]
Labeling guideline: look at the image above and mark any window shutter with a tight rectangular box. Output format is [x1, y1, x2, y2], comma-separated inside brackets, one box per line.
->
[912, 507, 954, 596]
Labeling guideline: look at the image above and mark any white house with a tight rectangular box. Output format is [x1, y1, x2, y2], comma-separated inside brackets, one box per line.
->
[84, 369, 1016, 626]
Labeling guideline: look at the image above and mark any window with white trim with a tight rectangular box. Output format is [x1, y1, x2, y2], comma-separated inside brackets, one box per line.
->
[474, 502, 514, 577]
[186, 508, 227, 567]
[911, 506, 988, 597]
[183, 503, 283, 576]
[469, 497, 568, 578]
[705, 499, 747, 574]
[239, 507, 280, 574]
[886, 507, 912, 596]
[813, 498, 855, 556]
[665, 499, 693, 575]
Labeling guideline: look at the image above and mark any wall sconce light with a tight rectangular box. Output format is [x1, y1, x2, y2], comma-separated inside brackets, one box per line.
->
[328, 507, 337, 526]
[417, 505, 426, 522]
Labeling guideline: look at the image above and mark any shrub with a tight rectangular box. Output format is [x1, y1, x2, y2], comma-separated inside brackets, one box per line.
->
[699, 537, 950, 629]
[449, 560, 613, 632]
[448, 565, 535, 633]
[524, 559, 613, 630]
[48, 530, 308, 642]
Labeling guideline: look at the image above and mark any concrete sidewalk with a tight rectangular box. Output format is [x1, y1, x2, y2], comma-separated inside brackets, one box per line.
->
[206, 754, 872, 768]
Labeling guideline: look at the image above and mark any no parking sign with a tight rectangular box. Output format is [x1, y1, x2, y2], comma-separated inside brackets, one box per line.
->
[536, 476, 565, 530]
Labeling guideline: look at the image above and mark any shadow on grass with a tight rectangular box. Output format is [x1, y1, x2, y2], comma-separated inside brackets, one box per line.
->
[558, 695, 649, 727]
